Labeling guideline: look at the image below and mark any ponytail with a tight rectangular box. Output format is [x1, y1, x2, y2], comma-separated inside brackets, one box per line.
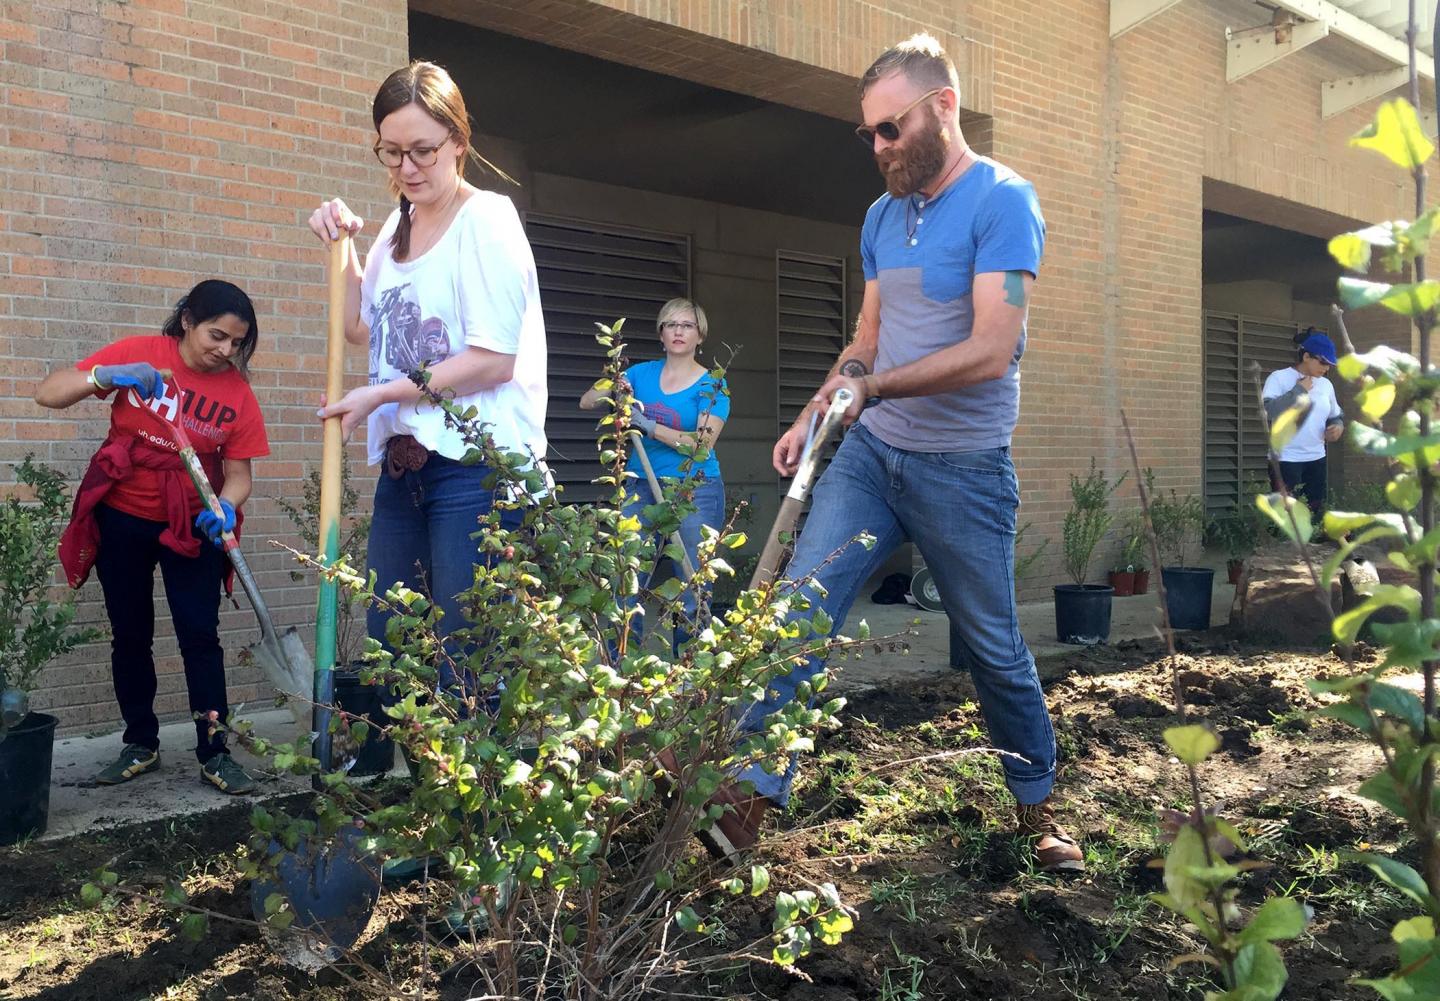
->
[390, 195, 413, 260]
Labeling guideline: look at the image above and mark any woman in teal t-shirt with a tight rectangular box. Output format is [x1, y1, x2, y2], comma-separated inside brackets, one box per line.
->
[581, 297, 729, 653]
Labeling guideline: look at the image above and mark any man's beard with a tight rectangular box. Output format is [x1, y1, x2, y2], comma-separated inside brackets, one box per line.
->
[876, 111, 949, 198]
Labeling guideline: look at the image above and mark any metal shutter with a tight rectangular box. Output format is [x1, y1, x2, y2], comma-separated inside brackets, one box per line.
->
[777, 251, 848, 437]
[1203, 311, 1308, 515]
[526, 214, 691, 501]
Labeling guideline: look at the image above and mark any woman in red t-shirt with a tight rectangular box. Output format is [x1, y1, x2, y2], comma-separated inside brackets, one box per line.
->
[34, 279, 270, 795]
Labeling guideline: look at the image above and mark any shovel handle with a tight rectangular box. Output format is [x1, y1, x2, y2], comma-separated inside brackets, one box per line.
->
[631, 434, 698, 580]
[749, 388, 854, 590]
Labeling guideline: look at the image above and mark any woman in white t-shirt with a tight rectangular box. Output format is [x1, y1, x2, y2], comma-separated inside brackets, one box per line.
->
[1262, 328, 1343, 521]
[306, 61, 547, 694]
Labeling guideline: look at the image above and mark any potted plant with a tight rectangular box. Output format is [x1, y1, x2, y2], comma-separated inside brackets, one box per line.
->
[0, 457, 102, 844]
[1208, 506, 1261, 585]
[1054, 459, 1125, 644]
[1107, 530, 1145, 596]
[276, 463, 391, 776]
[1147, 469, 1211, 630]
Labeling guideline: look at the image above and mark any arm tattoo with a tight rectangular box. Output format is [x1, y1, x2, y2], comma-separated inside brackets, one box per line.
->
[1002, 271, 1028, 308]
[839, 358, 871, 378]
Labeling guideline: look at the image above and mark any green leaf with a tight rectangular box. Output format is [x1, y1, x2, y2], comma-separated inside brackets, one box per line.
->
[1370, 681, 1425, 732]
[815, 908, 854, 945]
[1164, 825, 1209, 910]
[1351, 98, 1436, 170]
[1237, 896, 1307, 946]
[1338, 277, 1440, 318]
[1360, 381, 1399, 421]
[774, 891, 800, 930]
[751, 864, 770, 897]
[1256, 493, 1312, 547]
[1164, 724, 1220, 765]
[1353, 852, 1440, 913]
[722, 876, 745, 895]
[1359, 771, 1409, 818]
[1269, 401, 1309, 451]
[1394, 915, 1436, 942]
[180, 912, 208, 942]
[1337, 344, 1420, 381]
[80, 882, 103, 907]
[1373, 620, 1440, 671]
[1229, 941, 1288, 1000]
[1334, 585, 1421, 643]
[1317, 701, 1374, 733]
[1388, 473, 1422, 511]
[502, 758, 533, 787]
[1330, 227, 1389, 272]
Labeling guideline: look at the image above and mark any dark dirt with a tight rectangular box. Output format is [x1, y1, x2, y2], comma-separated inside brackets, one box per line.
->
[0, 633, 1411, 1000]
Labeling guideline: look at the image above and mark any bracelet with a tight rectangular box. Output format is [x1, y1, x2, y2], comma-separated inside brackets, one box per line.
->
[87, 365, 103, 391]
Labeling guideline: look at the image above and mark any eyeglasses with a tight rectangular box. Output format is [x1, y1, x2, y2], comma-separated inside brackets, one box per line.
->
[372, 137, 453, 168]
[661, 321, 698, 332]
[855, 88, 943, 147]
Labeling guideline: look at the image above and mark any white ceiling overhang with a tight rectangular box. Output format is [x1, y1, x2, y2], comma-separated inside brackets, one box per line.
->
[1112, 0, 1436, 124]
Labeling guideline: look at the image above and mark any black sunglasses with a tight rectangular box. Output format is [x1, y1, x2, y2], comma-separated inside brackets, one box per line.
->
[855, 88, 943, 147]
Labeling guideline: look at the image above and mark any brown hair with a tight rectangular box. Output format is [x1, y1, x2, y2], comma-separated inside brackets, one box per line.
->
[859, 33, 960, 99]
[371, 61, 514, 260]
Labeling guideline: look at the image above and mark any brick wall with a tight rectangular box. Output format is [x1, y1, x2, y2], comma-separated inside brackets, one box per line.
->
[2, 0, 1423, 733]
[1, 0, 408, 733]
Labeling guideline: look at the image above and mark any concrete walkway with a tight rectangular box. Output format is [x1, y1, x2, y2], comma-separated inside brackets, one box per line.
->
[32, 571, 1236, 843]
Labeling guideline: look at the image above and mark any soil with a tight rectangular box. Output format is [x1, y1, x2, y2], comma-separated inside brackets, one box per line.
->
[0, 632, 1410, 1000]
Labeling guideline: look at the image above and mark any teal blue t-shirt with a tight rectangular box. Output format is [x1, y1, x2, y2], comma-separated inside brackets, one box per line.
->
[624, 359, 729, 479]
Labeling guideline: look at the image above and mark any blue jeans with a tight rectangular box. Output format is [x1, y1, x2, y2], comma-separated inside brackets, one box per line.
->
[366, 454, 521, 698]
[622, 474, 726, 656]
[738, 423, 1055, 807]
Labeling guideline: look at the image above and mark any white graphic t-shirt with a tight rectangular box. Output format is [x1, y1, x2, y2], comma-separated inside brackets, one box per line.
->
[360, 191, 548, 473]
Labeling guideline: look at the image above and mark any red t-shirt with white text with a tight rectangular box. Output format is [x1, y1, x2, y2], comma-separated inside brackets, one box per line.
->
[77, 336, 270, 522]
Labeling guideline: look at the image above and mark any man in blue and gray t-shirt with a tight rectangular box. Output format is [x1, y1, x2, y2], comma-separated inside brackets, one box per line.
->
[708, 33, 1083, 873]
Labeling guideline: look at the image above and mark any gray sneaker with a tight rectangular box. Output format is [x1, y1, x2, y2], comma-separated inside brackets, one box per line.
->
[96, 743, 160, 785]
[200, 754, 256, 795]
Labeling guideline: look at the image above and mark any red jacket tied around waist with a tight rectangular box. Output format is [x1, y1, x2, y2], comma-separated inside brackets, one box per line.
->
[59, 434, 242, 592]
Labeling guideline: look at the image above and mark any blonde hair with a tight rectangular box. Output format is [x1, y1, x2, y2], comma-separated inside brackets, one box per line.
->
[860, 33, 960, 98]
[656, 298, 708, 341]
[371, 60, 515, 259]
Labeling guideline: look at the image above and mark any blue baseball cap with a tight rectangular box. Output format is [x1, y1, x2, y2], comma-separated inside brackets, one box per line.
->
[1300, 331, 1337, 365]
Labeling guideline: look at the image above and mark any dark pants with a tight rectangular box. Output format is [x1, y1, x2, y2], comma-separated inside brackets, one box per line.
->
[1278, 457, 1328, 521]
[94, 503, 229, 762]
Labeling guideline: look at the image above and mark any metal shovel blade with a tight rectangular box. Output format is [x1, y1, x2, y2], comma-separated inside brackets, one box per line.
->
[250, 824, 382, 971]
[244, 624, 315, 729]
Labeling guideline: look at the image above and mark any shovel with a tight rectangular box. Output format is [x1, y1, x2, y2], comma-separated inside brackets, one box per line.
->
[250, 232, 381, 968]
[749, 387, 854, 589]
[136, 373, 314, 724]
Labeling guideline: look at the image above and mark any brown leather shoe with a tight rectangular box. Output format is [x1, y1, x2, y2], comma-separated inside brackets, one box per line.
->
[1017, 798, 1085, 872]
[695, 781, 770, 863]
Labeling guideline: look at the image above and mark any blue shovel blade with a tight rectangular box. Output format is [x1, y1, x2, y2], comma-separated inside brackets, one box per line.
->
[250, 824, 382, 969]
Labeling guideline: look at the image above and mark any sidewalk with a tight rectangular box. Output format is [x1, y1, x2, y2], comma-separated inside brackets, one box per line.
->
[35, 572, 1234, 842]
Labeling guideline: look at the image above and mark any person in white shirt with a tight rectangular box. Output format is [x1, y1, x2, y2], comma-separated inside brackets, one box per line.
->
[305, 61, 548, 696]
[1262, 328, 1343, 521]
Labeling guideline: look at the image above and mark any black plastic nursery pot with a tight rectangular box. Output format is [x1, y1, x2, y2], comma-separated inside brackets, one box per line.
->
[0, 712, 58, 846]
[333, 669, 396, 778]
[1162, 566, 1215, 631]
[1053, 584, 1114, 645]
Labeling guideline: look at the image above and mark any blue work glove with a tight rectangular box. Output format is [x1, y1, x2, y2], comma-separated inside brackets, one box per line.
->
[195, 499, 236, 548]
[629, 402, 657, 438]
[95, 362, 166, 400]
